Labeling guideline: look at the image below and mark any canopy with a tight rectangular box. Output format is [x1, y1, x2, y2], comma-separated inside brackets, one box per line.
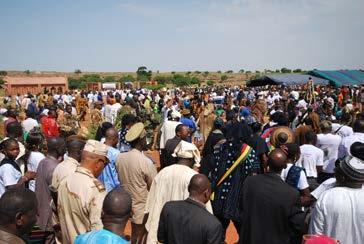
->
[247, 74, 329, 87]
[309, 70, 364, 87]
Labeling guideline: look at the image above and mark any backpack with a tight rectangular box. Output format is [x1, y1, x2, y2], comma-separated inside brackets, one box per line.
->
[285, 165, 306, 190]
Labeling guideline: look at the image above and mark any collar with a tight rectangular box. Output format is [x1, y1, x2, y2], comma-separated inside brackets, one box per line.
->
[186, 197, 206, 209]
[75, 166, 95, 178]
[66, 156, 80, 166]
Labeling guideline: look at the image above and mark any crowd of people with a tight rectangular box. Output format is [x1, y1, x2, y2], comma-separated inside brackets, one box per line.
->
[0, 82, 364, 244]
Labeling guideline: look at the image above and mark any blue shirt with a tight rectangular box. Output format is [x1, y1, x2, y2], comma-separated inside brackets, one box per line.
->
[98, 146, 121, 192]
[75, 229, 129, 244]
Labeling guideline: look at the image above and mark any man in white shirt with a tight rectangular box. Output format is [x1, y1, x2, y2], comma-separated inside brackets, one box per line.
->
[296, 131, 324, 190]
[309, 155, 364, 244]
[21, 110, 39, 133]
[110, 96, 122, 124]
[316, 121, 342, 183]
[339, 119, 364, 158]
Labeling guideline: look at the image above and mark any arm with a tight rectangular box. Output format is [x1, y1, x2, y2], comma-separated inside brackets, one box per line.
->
[89, 191, 106, 230]
[316, 150, 324, 174]
[308, 199, 325, 235]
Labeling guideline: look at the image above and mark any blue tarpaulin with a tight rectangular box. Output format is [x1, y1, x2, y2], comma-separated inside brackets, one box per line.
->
[247, 74, 329, 87]
[309, 70, 364, 87]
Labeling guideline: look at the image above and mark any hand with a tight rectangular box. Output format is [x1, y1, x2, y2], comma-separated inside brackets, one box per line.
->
[25, 171, 37, 180]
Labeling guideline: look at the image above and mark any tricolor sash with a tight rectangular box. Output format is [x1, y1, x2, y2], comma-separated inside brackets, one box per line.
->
[211, 144, 253, 200]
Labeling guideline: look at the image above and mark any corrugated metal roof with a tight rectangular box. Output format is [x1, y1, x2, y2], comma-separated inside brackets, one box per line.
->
[247, 74, 328, 87]
[309, 70, 364, 87]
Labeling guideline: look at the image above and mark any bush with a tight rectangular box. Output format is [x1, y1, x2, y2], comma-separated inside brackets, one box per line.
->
[225, 70, 234, 73]
[154, 75, 172, 84]
[293, 69, 302, 73]
[206, 80, 215, 86]
[74, 69, 82, 74]
[143, 84, 166, 90]
[119, 75, 135, 83]
[239, 69, 244, 73]
[0, 78, 5, 85]
[217, 71, 222, 73]
[24, 70, 30, 75]
[102, 76, 116, 83]
[281, 68, 291, 73]
[221, 75, 228, 81]
[203, 71, 209, 77]
[171, 74, 200, 86]
[0, 71, 7, 76]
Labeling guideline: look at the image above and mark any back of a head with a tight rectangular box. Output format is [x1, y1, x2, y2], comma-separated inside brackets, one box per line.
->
[122, 114, 137, 128]
[353, 119, 364, 133]
[0, 187, 37, 226]
[350, 142, 364, 160]
[303, 117, 313, 126]
[47, 137, 65, 155]
[175, 124, 187, 135]
[6, 122, 23, 138]
[284, 143, 300, 161]
[66, 135, 86, 154]
[268, 148, 288, 173]
[305, 131, 317, 144]
[188, 174, 211, 196]
[105, 127, 119, 140]
[320, 120, 332, 133]
[102, 187, 132, 221]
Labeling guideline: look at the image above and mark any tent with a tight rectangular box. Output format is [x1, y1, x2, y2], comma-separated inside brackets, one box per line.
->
[247, 74, 329, 87]
[309, 70, 364, 87]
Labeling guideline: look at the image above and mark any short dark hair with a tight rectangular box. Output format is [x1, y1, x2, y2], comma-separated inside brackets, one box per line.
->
[102, 187, 132, 219]
[175, 124, 187, 134]
[0, 138, 18, 152]
[121, 114, 137, 128]
[305, 131, 317, 144]
[0, 188, 37, 225]
[353, 119, 364, 133]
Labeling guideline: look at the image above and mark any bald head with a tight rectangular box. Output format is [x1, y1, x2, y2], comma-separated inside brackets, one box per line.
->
[47, 137, 65, 157]
[102, 187, 132, 221]
[66, 135, 86, 162]
[105, 127, 119, 147]
[188, 174, 211, 204]
[268, 148, 288, 173]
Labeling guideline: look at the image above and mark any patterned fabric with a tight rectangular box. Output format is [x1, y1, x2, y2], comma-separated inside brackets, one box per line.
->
[118, 128, 131, 152]
[210, 141, 260, 221]
[285, 165, 305, 190]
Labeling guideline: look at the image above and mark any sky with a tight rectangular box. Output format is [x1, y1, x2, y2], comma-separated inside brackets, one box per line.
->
[0, 0, 363, 72]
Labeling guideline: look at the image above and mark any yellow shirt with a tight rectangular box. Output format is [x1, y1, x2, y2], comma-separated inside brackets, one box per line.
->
[57, 166, 106, 243]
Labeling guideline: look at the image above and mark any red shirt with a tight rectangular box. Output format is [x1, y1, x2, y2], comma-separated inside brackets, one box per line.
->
[41, 116, 59, 138]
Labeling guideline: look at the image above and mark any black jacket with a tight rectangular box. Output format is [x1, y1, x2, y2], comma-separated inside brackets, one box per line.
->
[239, 173, 305, 244]
[158, 198, 223, 244]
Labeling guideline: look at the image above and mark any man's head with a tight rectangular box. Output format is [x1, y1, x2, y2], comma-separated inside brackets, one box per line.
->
[6, 122, 23, 140]
[105, 127, 119, 147]
[188, 174, 212, 204]
[0, 188, 38, 237]
[47, 137, 66, 160]
[126, 122, 147, 150]
[65, 104, 72, 114]
[175, 124, 190, 141]
[48, 109, 57, 119]
[101, 187, 132, 231]
[268, 148, 288, 173]
[353, 119, 364, 133]
[66, 135, 86, 162]
[320, 120, 332, 134]
[81, 139, 110, 177]
[305, 131, 317, 145]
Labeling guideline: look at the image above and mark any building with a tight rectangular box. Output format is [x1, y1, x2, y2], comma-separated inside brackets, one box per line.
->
[4, 76, 68, 95]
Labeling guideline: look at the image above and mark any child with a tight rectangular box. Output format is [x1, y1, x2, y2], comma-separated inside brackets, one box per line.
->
[26, 130, 45, 191]
[0, 138, 36, 197]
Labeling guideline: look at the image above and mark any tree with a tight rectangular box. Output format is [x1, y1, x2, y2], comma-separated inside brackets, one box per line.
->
[203, 71, 209, 77]
[293, 69, 302, 73]
[154, 75, 172, 84]
[225, 70, 233, 73]
[171, 71, 176, 75]
[68, 77, 86, 89]
[245, 71, 252, 74]
[74, 69, 82, 74]
[0, 78, 5, 85]
[103, 76, 116, 83]
[171, 74, 200, 86]
[255, 70, 261, 74]
[0, 71, 7, 76]
[119, 75, 135, 83]
[281, 68, 291, 73]
[206, 80, 215, 86]
[194, 71, 201, 74]
[275, 69, 280, 73]
[217, 70, 222, 74]
[136, 66, 152, 81]
[239, 69, 244, 73]
[24, 70, 30, 75]
[221, 75, 228, 82]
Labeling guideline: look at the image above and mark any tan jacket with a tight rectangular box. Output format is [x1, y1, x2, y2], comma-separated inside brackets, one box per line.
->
[116, 149, 157, 224]
[57, 166, 106, 243]
[0, 229, 25, 244]
[51, 157, 79, 190]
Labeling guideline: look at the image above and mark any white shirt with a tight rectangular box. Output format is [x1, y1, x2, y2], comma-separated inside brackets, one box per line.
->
[339, 132, 364, 158]
[27, 151, 45, 191]
[309, 186, 364, 244]
[280, 163, 309, 190]
[317, 133, 342, 173]
[22, 118, 39, 133]
[0, 163, 22, 197]
[159, 121, 181, 149]
[103, 104, 112, 123]
[110, 103, 122, 124]
[331, 123, 353, 138]
[296, 144, 324, 178]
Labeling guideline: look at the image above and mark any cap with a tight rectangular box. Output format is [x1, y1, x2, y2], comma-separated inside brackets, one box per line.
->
[83, 139, 110, 160]
[125, 122, 146, 142]
[340, 156, 364, 182]
[172, 140, 201, 167]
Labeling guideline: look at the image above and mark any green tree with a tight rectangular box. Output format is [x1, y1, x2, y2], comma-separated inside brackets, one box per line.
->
[136, 66, 152, 81]
[171, 71, 176, 75]
[255, 70, 261, 74]
[217, 70, 222, 74]
[203, 71, 209, 77]
[0, 78, 5, 85]
[275, 69, 280, 73]
[68, 77, 86, 89]
[194, 71, 201, 74]
[119, 75, 135, 83]
[103, 76, 116, 83]
[74, 69, 82, 74]
[293, 69, 302, 73]
[221, 75, 228, 82]
[186, 71, 191, 75]
[0, 71, 7, 76]
[281, 67, 291, 73]
[206, 80, 215, 86]
[239, 69, 244, 73]
[245, 71, 252, 74]
[154, 75, 172, 84]
[24, 70, 30, 75]
[225, 70, 233, 73]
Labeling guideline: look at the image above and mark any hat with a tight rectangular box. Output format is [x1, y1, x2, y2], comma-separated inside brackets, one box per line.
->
[340, 156, 364, 182]
[181, 109, 190, 116]
[172, 140, 201, 167]
[171, 110, 181, 119]
[270, 126, 295, 147]
[125, 122, 146, 142]
[83, 139, 110, 160]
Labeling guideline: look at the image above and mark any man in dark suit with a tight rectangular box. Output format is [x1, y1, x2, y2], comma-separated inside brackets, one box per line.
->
[158, 174, 223, 244]
[239, 148, 305, 244]
[162, 124, 190, 168]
